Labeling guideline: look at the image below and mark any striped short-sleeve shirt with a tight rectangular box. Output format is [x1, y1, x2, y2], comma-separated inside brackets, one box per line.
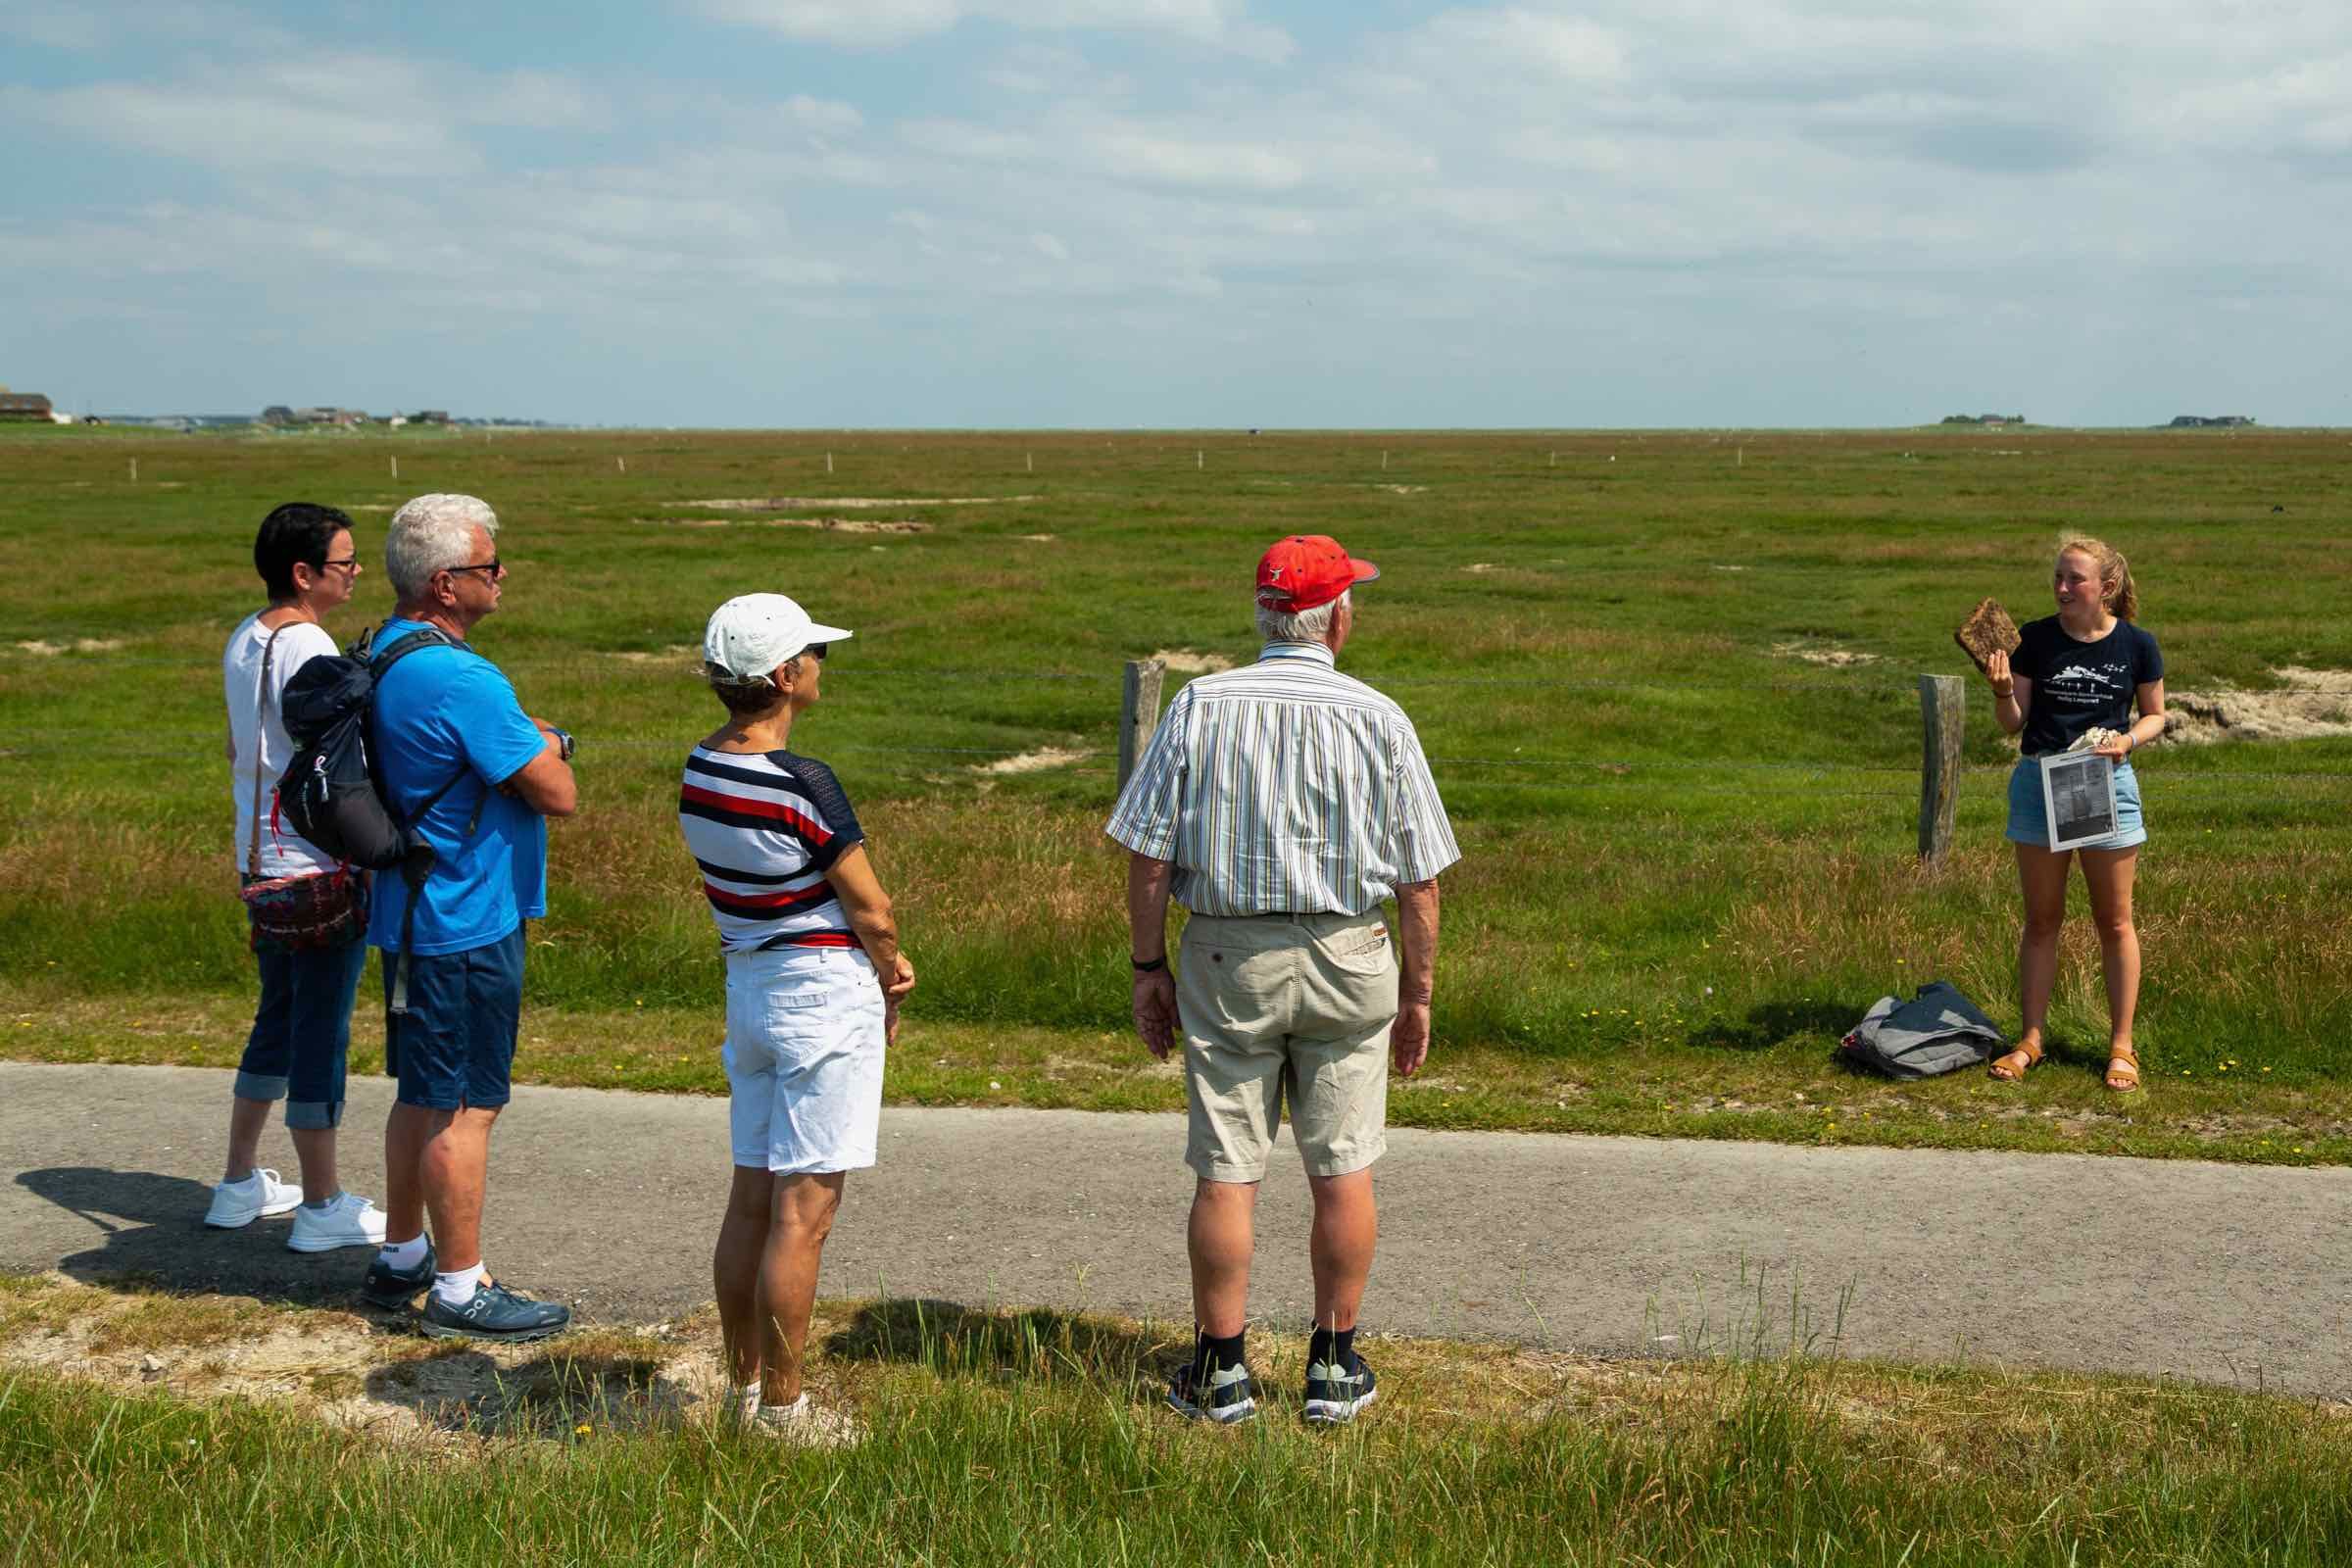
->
[678, 747, 865, 954]
[1104, 641, 1461, 917]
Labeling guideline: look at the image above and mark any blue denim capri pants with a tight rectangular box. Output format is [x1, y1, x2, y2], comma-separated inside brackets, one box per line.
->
[238, 933, 369, 1130]
[2004, 756, 2147, 852]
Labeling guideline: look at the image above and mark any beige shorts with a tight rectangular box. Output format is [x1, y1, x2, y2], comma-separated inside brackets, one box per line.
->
[1178, 911, 1400, 1183]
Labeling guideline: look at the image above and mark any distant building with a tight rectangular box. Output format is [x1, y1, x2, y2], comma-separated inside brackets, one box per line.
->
[2167, 415, 2255, 428]
[261, 405, 295, 425]
[0, 392, 56, 422]
[409, 410, 451, 425]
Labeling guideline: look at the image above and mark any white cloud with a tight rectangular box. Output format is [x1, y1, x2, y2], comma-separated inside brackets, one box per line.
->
[11, 0, 2352, 422]
[1420, 8, 1627, 84]
[10, 53, 606, 174]
[784, 93, 865, 135]
[702, 0, 1292, 61]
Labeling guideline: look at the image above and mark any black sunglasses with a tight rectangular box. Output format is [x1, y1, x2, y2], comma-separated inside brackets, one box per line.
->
[801, 643, 827, 662]
[315, 557, 360, 573]
[443, 559, 503, 580]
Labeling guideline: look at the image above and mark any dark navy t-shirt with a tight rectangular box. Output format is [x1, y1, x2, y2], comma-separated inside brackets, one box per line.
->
[2014, 615, 2164, 757]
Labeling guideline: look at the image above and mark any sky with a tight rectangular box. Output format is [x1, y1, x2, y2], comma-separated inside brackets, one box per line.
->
[3, 1, 2347, 427]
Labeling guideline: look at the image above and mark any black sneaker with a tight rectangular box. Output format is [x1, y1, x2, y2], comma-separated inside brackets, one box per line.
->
[1167, 1358, 1258, 1424]
[419, 1280, 572, 1344]
[358, 1241, 436, 1309]
[1303, 1351, 1377, 1426]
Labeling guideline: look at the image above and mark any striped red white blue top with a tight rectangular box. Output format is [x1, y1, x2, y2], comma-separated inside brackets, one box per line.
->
[677, 747, 864, 954]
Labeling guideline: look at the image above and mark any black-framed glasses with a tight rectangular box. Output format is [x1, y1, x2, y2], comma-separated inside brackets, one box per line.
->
[443, 559, 503, 580]
[316, 557, 361, 574]
[801, 643, 827, 662]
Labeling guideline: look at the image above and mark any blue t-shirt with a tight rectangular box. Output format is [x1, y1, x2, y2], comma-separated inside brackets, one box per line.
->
[2014, 614, 2164, 757]
[364, 618, 551, 955]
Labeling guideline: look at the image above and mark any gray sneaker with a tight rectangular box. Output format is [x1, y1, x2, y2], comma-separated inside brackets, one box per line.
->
[1167, 1358, 1259, 1424]
[359, 1241, 435, 1309]
[419, 1280, 571, 1344]
[1303, 1352, 1378, 1426]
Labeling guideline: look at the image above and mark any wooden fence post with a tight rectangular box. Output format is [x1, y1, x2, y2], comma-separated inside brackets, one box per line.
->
[1918, 674, 1963, 861]
[1118, 660, 1166, 792]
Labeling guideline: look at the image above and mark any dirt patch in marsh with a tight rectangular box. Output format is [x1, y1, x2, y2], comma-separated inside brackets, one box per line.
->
[1770, 639, 1882, 668]
[13, 638, 126, 656]
[1151, 649, 1233, 674]
[759, 517, 929, 535]
[975, 747, 1090, 776]
[640, 515, 931, 534]
[603, 645, 699, 665]
[1371, 484, 1429, 495]
[678, 496, 1039, 511]
[0, 1273, 793, 1450]
[2165, 667, 2352, 744]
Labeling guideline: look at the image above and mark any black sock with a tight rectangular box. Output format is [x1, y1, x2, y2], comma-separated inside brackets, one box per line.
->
[1307, 1327, 1355, 1367]
[1195, 1329, 1247, 1372]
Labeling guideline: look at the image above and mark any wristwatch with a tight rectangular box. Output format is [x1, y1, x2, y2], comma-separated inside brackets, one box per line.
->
[553, 727, 575, 762]
[1131, 956, 1167, 973]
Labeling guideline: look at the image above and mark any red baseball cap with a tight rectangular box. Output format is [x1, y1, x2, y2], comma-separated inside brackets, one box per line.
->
[1255, 534, 1379, 612]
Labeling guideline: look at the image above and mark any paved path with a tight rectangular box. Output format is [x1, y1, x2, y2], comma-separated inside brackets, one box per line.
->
[4, 1062, 2344, 1396]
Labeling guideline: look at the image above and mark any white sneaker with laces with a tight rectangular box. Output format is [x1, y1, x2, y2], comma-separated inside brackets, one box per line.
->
[286, 1191, 388, 1252]
[204, 1168, 302, 1230]
[749, 1393, 863, 1448]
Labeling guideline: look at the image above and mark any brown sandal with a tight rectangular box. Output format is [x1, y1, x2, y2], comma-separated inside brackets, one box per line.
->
[1987, 1040, 2042, 1081]
[2105, 1048, 2140, 1093]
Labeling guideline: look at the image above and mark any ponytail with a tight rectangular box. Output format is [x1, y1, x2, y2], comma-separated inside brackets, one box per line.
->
[2057, 536, 2137, 622]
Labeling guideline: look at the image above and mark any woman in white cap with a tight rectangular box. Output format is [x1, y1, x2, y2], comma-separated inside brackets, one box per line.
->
[679, 593, 915, 1443]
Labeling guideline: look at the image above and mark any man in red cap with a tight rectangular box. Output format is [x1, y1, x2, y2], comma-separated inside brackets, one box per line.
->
[1106, 533, 1459, 1426]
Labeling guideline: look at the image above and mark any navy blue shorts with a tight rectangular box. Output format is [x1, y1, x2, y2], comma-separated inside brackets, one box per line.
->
[382, 923, 525, 1110]
[238, 935, 368, 1130]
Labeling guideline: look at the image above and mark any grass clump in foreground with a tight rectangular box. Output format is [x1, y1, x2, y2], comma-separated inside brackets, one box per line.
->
[3, 1285, 2351, 1568]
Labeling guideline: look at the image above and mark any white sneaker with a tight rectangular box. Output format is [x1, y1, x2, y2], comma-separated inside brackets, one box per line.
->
[286, 1191, 388, 1252]
[204, 1168, 301, 1230]
[749, 1394, 862, 1448]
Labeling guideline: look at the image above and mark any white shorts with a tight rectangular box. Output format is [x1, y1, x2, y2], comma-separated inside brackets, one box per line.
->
[721, 945, 886, 1175]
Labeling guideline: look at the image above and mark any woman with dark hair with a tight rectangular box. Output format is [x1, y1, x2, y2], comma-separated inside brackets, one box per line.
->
[209, 502, 387, 1250]
[1982, 536, 2167, 1094]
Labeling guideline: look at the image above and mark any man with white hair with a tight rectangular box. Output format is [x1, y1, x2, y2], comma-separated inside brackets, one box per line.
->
[356, 493, 578, 1341]
[1107, 533, 1458, 1425]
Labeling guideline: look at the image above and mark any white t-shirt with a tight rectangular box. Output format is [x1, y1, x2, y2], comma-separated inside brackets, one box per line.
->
[224, 612, 340, 877]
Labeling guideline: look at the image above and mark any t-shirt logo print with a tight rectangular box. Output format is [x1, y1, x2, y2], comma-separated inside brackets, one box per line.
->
[2051, 662, 2120, 692]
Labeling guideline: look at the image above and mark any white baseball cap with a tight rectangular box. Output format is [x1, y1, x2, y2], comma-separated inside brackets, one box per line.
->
[703, 593, 854, 681]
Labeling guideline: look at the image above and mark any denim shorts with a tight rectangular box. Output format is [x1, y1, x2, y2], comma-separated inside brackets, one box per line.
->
[382, 923, 525, 1110]
[721, 946, 885, 1174]
[237, 935, 368, 1130]
[2005, 756, 2147, 851]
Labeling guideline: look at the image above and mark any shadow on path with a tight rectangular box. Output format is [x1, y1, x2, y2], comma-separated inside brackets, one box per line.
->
[16, 1165, 372, 1309]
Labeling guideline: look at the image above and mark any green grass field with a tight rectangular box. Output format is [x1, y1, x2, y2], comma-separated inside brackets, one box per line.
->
[4, 425, 2348, 1157]
[6, 1273, 2352, 1568]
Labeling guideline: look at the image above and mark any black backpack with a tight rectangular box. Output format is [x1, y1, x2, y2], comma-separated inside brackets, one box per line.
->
[275, 624, 474, 1012]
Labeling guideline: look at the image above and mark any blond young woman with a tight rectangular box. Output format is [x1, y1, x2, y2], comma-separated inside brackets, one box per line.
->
[1981, 538, 2166, 1092]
